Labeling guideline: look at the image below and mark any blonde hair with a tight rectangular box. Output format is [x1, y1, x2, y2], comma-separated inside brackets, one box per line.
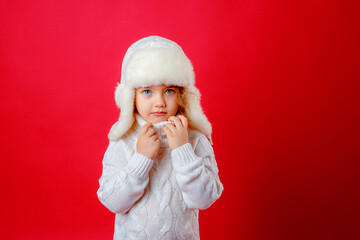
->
[176, 87, 187, 117]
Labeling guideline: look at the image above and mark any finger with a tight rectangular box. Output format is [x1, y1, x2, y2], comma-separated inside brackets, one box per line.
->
[164, 123, 176, 133]
[163, 125, 170, 135]
[164, 128, 174, 139]
[145, 127, 156, 137]
[140, 122, 153, 134]
[163, 125, 173, 136]
[177, 115, 188, 128]
[150, 135, 158, 141]
[168, 116, 181, 129]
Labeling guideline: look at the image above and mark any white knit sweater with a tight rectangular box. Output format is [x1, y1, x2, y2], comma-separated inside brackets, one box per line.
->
[97, 115, 223, 240]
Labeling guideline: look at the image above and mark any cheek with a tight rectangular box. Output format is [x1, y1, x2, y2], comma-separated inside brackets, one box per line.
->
[135, 95, 148, 112]
[134, 96, 140, 110]
[168, 97, 179, 111]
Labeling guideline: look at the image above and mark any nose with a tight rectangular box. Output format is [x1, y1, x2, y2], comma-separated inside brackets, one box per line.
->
[154, 93, 166, 108]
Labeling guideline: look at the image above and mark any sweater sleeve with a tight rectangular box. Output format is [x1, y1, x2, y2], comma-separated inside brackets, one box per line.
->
[171, 135, 224, 210]
[97, 141, 153, 214]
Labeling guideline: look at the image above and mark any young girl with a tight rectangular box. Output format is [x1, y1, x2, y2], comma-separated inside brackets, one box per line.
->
[97, 36, 223, 240]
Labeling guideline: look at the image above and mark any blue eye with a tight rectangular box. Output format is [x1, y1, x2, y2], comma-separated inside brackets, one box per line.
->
[143, 90, 151, 95]
[165, 89, 175, 94]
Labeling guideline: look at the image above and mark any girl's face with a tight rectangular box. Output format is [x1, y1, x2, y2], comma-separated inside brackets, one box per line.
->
[135, 85, 179, 123]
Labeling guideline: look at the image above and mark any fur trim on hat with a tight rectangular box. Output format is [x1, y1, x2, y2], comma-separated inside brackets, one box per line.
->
[183, 86, 212, 141]
[108, 85, 135, 140]
[125, 48, 195, 88]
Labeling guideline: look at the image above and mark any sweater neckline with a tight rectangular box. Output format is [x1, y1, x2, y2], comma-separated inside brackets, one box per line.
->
[135, 114, 173, 137]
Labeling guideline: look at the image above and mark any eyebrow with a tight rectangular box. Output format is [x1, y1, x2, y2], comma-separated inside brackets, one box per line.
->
[136, 87, 150, 90]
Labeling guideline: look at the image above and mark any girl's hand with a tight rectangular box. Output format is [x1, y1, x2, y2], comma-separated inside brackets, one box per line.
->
[163, 115, 189, 150]
[137, 123, 161, 160]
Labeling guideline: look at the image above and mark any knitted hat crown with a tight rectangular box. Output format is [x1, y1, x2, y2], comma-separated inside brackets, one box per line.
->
[108, 36, 212, 142]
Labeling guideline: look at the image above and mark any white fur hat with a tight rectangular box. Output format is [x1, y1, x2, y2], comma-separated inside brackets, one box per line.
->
[108, 35, 212, 142]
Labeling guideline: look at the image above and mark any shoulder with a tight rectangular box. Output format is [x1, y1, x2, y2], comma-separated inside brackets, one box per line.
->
[108, 124, 139, 150]
[104, 125, 139, 164]
[188, 129, 213, 150]
[187, 129, 215, 159]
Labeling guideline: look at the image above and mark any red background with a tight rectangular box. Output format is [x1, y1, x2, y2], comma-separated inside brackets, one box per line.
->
[1, 0, 359, 239]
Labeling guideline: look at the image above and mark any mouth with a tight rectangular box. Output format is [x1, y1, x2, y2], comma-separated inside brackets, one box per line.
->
[151, 111, 167, 116]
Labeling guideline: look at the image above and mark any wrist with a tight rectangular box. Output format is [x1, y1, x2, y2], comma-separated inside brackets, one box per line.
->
[137, 151, 156, 160]
[171, 141, 189, 150]
[171, 143, 200, 169]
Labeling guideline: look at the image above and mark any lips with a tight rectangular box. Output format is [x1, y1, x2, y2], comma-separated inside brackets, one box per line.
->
[151, 111, 167, 116]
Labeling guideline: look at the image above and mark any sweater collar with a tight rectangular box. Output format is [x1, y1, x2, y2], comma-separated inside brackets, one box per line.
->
[135, 114, 172, 137]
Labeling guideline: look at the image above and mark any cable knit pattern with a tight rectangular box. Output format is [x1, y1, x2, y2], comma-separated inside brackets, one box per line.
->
[97, 115, 223, 240]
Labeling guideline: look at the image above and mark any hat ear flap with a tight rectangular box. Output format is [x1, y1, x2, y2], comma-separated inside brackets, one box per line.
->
[108, 85, 135, 140]
[184, 86, 213, 144]
[115, 83, 124, 108]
